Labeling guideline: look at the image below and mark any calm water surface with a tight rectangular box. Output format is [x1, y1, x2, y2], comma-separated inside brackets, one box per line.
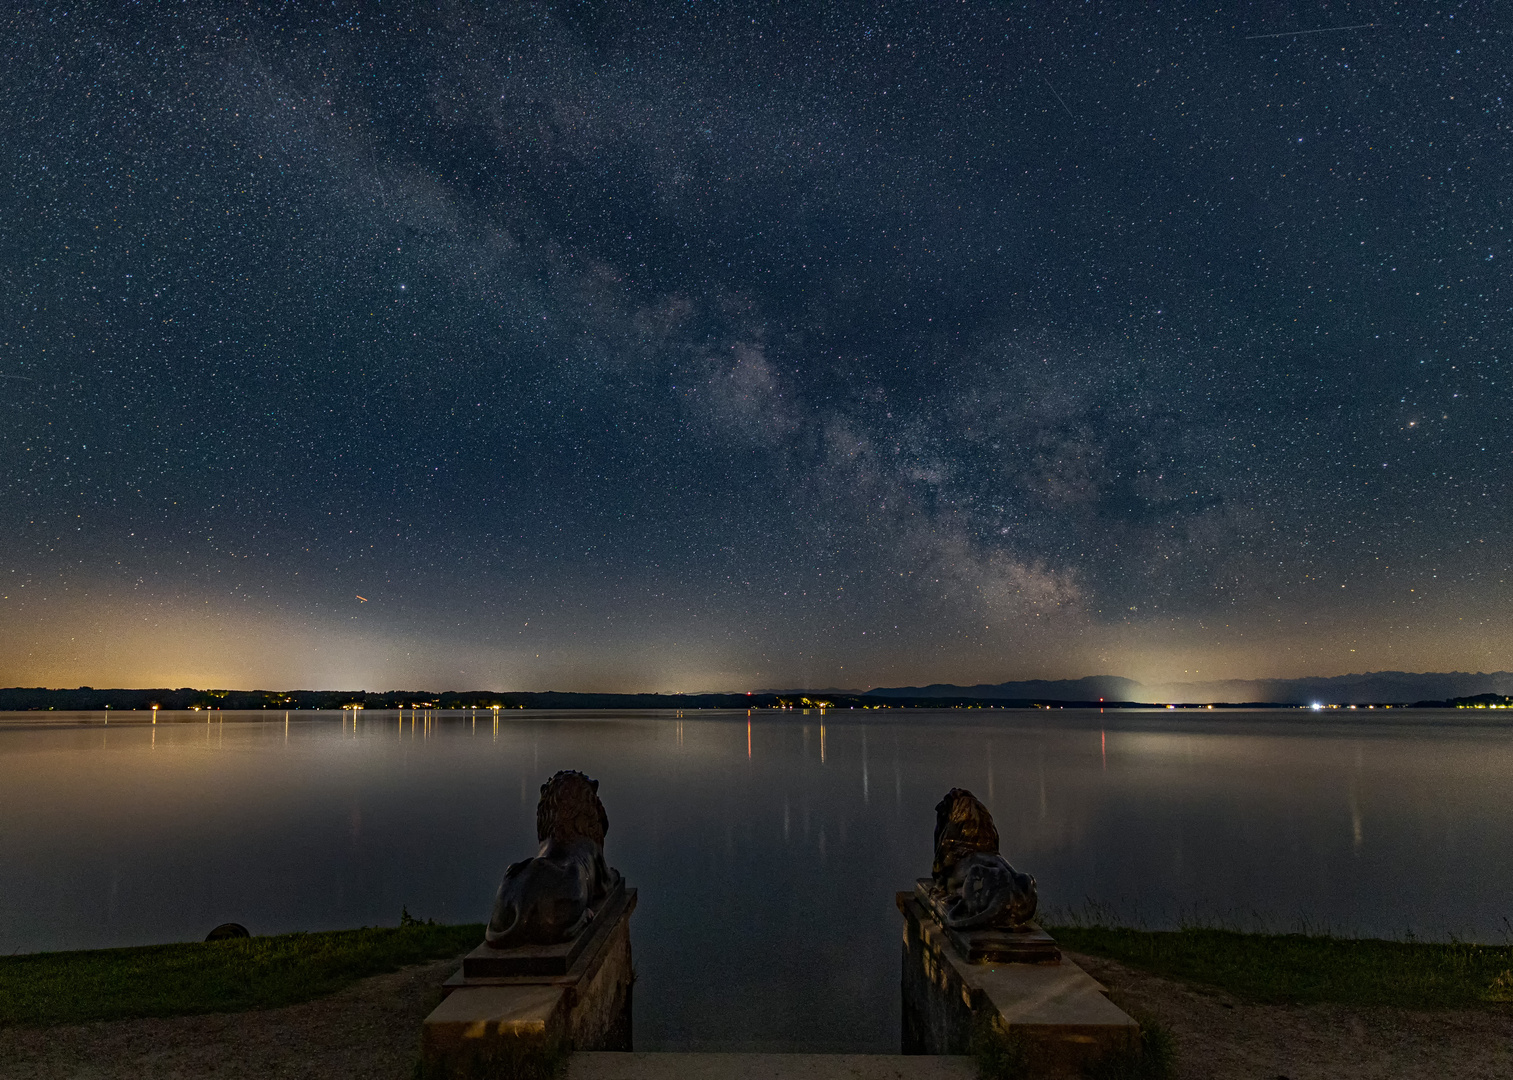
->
[2, 708, 1510, 1050]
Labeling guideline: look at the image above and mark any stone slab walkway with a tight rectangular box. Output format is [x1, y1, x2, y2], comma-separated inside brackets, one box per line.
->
[567, 1053, 976, 1080]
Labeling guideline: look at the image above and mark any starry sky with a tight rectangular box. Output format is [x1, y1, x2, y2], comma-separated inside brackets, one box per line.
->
[2, 1, 1507, 693]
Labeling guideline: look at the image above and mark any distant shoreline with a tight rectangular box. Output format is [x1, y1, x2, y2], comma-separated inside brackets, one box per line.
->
[2, 686, 1508, 712]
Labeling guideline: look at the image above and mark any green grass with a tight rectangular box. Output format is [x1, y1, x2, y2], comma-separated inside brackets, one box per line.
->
[1048, 923, 1513, 1010]
[0, 921, 485, 1028]
[1082, 1013, 1177, 1080]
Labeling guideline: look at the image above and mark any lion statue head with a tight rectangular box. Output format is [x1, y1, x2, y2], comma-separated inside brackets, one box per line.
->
[536, 769, 609, 846]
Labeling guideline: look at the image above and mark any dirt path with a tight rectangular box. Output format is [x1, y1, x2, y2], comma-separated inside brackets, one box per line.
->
[1067, 950, 1513, 1080]
[0, 957, 457, 1080]
[4, 951, 1510, 1078]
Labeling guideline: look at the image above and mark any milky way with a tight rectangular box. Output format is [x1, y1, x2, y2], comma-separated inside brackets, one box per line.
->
[2, 2, 1507, 691]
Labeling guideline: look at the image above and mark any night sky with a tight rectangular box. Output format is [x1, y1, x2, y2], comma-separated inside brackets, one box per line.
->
[2, 2, 1507, 693]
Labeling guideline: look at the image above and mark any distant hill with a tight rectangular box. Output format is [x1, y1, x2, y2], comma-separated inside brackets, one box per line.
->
[865, 671, 1513, 705]
[867, 676, 1142, 701]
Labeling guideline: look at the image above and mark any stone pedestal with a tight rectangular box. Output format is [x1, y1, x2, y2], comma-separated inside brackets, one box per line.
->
[421, 887, 636, 1078]
[897, 891, 1138, 1078]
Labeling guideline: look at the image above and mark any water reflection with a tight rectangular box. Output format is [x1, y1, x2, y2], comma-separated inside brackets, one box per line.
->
[0, 708, 1510, 1051]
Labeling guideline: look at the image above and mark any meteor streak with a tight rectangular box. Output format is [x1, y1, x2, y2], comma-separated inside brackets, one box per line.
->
[1245, 23, 1377, 40]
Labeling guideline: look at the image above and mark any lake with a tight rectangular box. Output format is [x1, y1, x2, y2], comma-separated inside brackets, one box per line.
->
[1, 707, 1509, 1050]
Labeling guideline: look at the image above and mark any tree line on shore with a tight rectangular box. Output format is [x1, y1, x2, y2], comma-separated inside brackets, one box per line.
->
[0, 686, 1062, 711]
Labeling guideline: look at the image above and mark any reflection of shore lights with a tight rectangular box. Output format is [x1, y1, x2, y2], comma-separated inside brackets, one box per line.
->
[151, 704, 159, 723]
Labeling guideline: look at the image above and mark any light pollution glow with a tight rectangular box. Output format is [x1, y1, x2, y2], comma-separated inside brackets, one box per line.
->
[3, 576, 1510, 696]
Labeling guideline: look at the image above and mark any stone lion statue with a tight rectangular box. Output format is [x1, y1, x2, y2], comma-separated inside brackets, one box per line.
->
[929, 787, 1038, 930]
[485, 770, 623, 948]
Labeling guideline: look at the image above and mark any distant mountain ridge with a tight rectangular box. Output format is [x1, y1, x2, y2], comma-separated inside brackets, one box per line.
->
[866, 671, 1513, 705]
[867, 676, 1141, 701]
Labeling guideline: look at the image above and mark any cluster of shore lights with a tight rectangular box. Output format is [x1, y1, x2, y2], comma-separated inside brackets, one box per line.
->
[770, 698, 831, 711]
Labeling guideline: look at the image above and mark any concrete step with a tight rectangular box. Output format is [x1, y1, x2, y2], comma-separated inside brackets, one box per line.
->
[566, 1053, 975, 1080]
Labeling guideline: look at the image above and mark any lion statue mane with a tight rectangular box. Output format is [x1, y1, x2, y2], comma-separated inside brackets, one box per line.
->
[929, 787, 1038, 930]
[485, 770, 622, 948]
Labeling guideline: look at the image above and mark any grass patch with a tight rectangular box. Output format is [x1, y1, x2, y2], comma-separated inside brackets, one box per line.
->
[1048, 923, 1513, 1010]
[0, 921, 484, 1028]
[1082, 1013, 1177, 1080]
[970, 1010, 1030, 1079]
